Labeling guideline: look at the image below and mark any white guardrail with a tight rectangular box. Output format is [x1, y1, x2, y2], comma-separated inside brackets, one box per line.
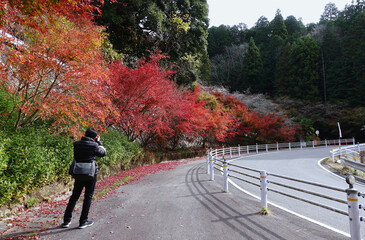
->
[207, 138, 364, 240]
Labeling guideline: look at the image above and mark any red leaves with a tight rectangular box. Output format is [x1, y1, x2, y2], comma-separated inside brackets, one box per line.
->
[1, 11, 111, 137]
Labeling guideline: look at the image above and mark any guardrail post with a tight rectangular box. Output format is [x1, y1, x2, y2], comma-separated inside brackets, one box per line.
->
[353, 138, 355, 145]
[266, 144, 268, 152]
[300, 141, 303, 150]
[358, 143, 360, 153]
[222, 147, 225, 159]
[325, 139, 328, 147]
[276, 142, 279, 151]
[312, 140, 315, 148]
[215, 149, 218, 159]
[346, 175, 361, 240]
[331, 149, 335, 162]
[256, 143, 258, 154]
[339, 145, 342, 157]
[223, 159, 229, 192]
[206, 151, 210, 174]
[230, 147, 232, 158]
[247, 145, 249, 154]
[260, 171, 268, 209]
[238, 144, 241, 156]
[289, 142, 291, 151]
[210, 157, 214, 181]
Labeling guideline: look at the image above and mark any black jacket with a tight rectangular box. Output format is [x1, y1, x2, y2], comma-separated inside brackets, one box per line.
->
[74, 136, 106, 174]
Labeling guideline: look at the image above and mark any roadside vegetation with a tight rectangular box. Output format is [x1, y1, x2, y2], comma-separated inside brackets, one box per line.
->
[321, 157, 365, 180]
[0, 0, 364, 210]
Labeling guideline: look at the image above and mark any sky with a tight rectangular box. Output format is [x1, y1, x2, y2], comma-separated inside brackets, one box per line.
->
[207, 0, 353, 28]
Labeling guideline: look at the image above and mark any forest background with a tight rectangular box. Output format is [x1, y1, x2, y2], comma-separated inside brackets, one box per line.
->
[0, 0, 364, 207]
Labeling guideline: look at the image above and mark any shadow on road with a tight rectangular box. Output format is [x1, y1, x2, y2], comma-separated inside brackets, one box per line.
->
[185, 165, 286, 240]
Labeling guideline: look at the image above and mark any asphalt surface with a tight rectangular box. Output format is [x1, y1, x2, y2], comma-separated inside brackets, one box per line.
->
[40, 158, 348, 240]
[229, 147, 365, 237]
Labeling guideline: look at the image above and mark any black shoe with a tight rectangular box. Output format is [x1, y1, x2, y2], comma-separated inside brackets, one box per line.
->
[61, 221, 71, 228]
[78, 220, 94, 229]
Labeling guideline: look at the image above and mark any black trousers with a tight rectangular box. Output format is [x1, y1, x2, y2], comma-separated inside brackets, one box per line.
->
[64, 176, 97, 224]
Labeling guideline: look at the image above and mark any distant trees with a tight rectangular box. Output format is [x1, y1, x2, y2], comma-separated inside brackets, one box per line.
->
[207, 1, 365, 141]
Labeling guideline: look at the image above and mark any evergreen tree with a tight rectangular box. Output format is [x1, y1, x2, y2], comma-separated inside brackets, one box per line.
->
[241, 37, 264, 93]
[270, 9, 288, 40]
[287, 36, 321, 100]
[276, 43, 292, 95]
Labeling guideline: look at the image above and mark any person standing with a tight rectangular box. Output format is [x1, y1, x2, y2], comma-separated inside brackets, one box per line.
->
[62, 128, 106, 229]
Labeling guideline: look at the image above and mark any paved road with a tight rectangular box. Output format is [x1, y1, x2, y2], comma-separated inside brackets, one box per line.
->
[40, 158, 348, 240]
[228, 147, 365, 238]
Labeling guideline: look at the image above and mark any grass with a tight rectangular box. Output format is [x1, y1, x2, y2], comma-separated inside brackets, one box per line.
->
[93, 175, 134, 199]
[25, 198, 41, 209]
[322, 157, 365, 179]
[259, 207, 270, 215]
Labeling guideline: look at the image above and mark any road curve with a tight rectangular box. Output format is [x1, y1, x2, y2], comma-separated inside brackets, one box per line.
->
[229, 147, 365, 238]
[40, 157, 348, 240]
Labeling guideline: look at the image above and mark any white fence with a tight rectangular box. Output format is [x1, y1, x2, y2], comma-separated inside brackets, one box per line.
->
[207, 139, 364, 240]
[330, 143, 365, 174]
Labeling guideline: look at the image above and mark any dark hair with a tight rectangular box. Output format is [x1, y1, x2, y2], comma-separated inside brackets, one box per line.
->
[85, 128, 97, 139]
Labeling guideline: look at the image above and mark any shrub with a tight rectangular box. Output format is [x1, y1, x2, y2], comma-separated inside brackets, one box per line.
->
[0, 127, 142, 206]
[99, 128, 142, 170]
[0, 127, 73, 206]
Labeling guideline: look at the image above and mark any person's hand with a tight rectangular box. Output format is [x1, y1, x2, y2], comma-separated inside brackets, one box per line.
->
[95, 135, 100, 142]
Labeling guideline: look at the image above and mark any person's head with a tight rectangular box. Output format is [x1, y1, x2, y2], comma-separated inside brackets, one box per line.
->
[85, 128, 98, 140]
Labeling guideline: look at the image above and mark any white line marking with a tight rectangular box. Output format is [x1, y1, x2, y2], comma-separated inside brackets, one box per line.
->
[228, 178, 350, 237]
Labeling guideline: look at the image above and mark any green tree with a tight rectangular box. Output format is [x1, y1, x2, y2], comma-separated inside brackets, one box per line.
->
[275, 43, 292, 96]
[286, 36, 321, 100]
[241, 37, 264, 93]
[208, 25, 233, 57]
[96, 0, 209, 85]
[320, 3, 339, 22]
[270, 9, 288, 40]
[342, 11, 365, 105]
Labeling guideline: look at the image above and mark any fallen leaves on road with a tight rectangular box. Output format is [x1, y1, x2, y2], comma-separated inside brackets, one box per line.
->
[0, 157, 203, 239]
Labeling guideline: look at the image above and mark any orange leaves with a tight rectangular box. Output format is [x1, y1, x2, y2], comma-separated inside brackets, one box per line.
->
[1, 10, 111, 137]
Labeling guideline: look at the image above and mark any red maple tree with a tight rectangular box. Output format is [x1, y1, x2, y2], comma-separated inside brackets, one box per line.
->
[1, 13, 111, 136]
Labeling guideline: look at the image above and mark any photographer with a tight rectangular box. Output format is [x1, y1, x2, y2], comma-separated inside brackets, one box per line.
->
[62, 128, 106, 229]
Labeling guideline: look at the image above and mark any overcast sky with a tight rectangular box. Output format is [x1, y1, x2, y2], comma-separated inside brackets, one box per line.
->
[207, 0, 353, 28]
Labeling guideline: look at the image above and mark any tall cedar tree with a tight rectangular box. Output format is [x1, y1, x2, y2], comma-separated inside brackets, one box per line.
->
[241, 37, 264, 93]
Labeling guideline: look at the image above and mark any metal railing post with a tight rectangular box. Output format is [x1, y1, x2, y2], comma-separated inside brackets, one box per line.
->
[206, 151, 210, 174]
[339, 145, 342, 157]
[331, 149, 335, 162]
[215, 149, 218, 159]
[346, 176, 361, 240]
[266, 144, 268, 152]
[247, 145, 249, 154]
[312, 140, 315, 148]
[300, 141, 303, 150]
[256, 143, 258, 154]
[325, 139, 327, 147]
[223, 159, 229, 192]
[222, 147, 225, 159]
[289, 142, 291, 151]
[260, 171, 268, 209]
[210, 157, 214, 181]
[358, 143, 360, 153]
[277, 142, 279, 151]
[238, 144, 241, 156]
[353, 138, 355, 145]
[230, 147, 232, 158]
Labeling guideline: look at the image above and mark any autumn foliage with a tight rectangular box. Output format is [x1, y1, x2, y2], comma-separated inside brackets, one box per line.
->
[1, 3, 111, 136]
[0, 0, 297, 144]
